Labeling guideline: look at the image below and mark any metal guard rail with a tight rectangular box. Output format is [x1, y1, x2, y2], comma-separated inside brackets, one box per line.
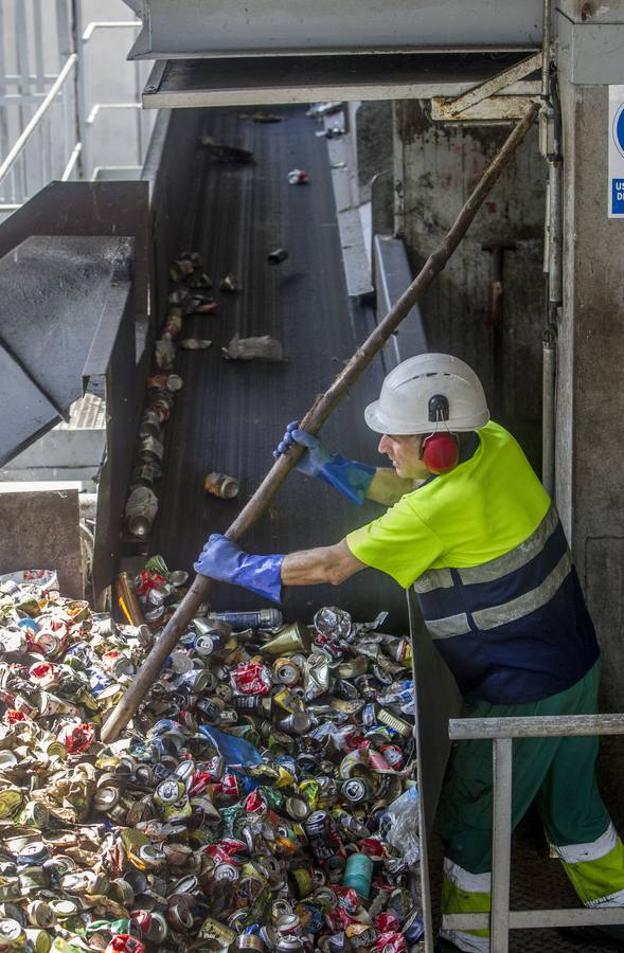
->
[0, 16, 143, 211]
[443, 713, 624, 953]
[0, 54, 77, 188]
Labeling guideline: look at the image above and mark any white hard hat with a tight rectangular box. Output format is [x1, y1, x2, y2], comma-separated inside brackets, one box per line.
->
[364, 353, 489, 435]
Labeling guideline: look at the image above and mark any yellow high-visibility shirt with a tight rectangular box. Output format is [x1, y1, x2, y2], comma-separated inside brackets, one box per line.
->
[346, 421, 550, 588]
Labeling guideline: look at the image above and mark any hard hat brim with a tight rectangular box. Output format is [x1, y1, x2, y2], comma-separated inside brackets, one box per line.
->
[364, 399, 490, 435]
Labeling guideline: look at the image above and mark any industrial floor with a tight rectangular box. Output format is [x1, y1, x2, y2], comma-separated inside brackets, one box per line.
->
[148, 106, 620, 952]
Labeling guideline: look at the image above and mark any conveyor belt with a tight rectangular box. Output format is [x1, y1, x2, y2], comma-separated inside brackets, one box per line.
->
[149, 105, 407, 627]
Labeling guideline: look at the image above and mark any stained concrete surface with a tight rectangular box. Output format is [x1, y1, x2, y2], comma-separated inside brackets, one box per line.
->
[0, 489, 83, 598]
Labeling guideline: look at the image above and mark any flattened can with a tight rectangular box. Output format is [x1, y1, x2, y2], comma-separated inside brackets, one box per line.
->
[236, 935, 265, 953]
[204, 472, 240, 499]
[273, 658, 301, 686]
[376, 708, 413, 738]
[291, 867, 313, 898]
[24, 930, 51, 953]
[340, 777, 374, 804]
[267, 248, 288, 265]
[26, 902, 55, 929]
[198, 916, 236, 946]
[0, 920, 25, 948]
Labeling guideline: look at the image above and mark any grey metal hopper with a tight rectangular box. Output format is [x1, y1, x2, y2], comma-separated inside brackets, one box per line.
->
[0, 235, 134, 467]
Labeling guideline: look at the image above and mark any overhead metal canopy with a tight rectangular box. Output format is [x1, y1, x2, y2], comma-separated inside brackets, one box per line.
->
[124, 0, 542, 59]
[0, 235, 134, 467]
[142, 52, 538, 108]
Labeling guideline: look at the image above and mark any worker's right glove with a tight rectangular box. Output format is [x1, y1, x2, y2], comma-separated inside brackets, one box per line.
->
[194, 534, 284, 604]
[274, 421, 375, 505]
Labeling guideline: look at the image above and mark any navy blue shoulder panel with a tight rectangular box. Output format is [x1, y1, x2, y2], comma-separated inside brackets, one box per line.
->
[430, 570, 599, 704]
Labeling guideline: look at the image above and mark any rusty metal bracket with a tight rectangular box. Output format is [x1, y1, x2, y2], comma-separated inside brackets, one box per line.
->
[431, 50, 542, 122]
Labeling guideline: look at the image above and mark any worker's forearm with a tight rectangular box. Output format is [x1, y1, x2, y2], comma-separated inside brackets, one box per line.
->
[366, 467, 415, 506]
[282, 540, 365, 587]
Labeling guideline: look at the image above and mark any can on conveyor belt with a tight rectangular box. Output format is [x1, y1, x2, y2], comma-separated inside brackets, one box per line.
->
[204, 472, 240, 499]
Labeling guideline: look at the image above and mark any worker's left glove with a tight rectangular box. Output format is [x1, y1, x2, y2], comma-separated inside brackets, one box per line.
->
[274, 421, 375, 505]
[194, 534, 284, 604]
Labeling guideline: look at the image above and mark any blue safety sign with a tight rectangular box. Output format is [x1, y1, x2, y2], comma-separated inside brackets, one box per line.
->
[609, 88, 624, 219]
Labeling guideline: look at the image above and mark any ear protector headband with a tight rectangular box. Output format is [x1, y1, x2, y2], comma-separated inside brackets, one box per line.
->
[421, 394, 459, 475]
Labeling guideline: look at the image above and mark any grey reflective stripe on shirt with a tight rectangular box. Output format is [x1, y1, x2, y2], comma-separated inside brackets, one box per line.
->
[457, 504, 559, 586]
[472, 551, 572, 631]
[413, 567, 454, 594]
[421, 550, 572, 640]
[426, 612, 472, 640]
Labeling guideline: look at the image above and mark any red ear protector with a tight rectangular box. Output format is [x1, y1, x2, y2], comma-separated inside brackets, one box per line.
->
[421, 394, 460, 475]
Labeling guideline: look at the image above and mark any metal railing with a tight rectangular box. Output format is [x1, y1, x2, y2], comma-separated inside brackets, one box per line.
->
[0, 52, 78, 208]
[443, 713, 624, 953]
[77, 18, 148, 181]
[0, 1, 151, 220]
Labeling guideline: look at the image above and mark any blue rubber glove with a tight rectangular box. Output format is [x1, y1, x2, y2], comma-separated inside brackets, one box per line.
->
[274, 421, 375, 505]
[194, 534, 284, 604]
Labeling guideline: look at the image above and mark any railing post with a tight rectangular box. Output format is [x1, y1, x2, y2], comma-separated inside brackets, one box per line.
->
[491, 738, 513, 953]
[71, 0, 89, 179]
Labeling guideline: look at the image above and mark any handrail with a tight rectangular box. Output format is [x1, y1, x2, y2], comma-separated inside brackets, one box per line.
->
[443, 712, 624, 953]
[82, 21, 141, 42]
[449, 712, 624, 740]
[0, 53, 77, 187]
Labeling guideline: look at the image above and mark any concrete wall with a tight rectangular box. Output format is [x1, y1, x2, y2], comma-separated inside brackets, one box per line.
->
[557, 75, 624, 737]
[393, 101, 546, 467]
[355, 101, 393, 204]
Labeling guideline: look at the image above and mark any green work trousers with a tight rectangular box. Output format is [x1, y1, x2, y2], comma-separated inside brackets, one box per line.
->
[436, 661, 624, 953]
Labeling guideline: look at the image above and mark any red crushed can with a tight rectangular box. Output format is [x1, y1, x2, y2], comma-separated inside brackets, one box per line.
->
[380, 744, 404, 770]
[230, 661, 272, 696]
[374, 913, 400, 933]
[105, 936, 145, 953]
[188, 771, 212, 797]
[62, 722, 96, 753]
[373, 933, 407, 953]
[243, 790, 267, 815]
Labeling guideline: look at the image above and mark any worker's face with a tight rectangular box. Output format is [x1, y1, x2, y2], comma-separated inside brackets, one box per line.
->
[377, 434, 429, 480]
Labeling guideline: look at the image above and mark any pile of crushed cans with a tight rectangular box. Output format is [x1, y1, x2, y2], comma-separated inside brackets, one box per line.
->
[0, 560, 423, 953]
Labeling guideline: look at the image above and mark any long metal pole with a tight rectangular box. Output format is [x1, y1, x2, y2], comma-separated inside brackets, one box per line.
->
[100, 102, 540, 744]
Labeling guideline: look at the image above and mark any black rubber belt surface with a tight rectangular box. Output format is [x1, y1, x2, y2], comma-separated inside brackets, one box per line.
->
[149, 105, 407, 628]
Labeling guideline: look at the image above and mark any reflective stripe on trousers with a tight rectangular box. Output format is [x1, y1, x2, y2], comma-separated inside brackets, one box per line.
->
[440, 859, 490, 953]
[553, 823, 624, 907]
[441, 830, 624, 952]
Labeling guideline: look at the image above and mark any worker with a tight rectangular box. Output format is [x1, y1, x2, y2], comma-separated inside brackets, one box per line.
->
[195, 352, 624, 952]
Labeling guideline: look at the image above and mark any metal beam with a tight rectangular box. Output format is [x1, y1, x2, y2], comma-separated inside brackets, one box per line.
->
[431, 51, 542, 121]
[124, 0, 543, 59]
[142, 52, 534, 109]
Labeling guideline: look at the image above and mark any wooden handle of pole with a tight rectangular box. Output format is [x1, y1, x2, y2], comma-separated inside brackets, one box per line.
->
[100, 103, 539, 744]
